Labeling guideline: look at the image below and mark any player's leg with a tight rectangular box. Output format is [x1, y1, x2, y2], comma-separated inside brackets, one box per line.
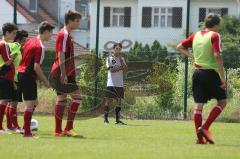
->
[203, 99, 226, 130]
[5, 103, 12, 129]
[192, 69, 209, 144]
[0, 100, 9, 133]
[103, 97, 113, 124]
[18, 73, 38, 138]
[0, 78, 14, 133]
[8, 101, 21, 130]
[199, 99, 226, 144]
[115, 98, 126, 125]
[23, 101, 36, 137]
[63, 89, 81, 137]
[54, 94, 67, 137]
[198, 70, 227, 144]
[193, 103, 208, 144]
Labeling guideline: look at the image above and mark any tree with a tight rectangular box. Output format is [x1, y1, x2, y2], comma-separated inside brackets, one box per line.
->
[220, 16, 240, 69]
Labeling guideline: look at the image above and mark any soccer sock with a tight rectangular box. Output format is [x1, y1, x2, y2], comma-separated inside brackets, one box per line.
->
[193, 108, 203, 141]
[6, 106, 12, 129]
[104, 106, 110, 122]
[65, 98, 81, 131]
[9, 107, 19, 128]
[115, 106, 121, 122]
[203, 105, 223, 130]
[55, 101, 66, 133]
[0, 104, 6, 130]
[23, 108, 34, 136]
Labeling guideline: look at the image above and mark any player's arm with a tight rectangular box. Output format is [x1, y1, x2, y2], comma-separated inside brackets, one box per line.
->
[212, 33, 226, 90]
[34, 63, 50, 88]
[57, 33, 68, 84]
[176, 34, 195, 58]
[34, 47, 50, 88]
[176, 44, 193, 58]
[120, 56, 128, 72]
[58, 51, 67, 84]
[214, 53, 226, 88]
[0, 43, 14, 65]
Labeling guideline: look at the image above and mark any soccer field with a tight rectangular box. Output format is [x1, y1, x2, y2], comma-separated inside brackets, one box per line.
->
[0, 116, 239, 159]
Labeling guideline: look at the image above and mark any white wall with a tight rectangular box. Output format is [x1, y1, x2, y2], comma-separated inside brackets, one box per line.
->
[0, 0, 29, 30]
[59, 0, 76, 22]
[190, 0, 239, 32]
[90, 0, 239, 51]
[90, 0, 138, 51]
[137, 0, 187, 48]
[72, 30, 90, 49]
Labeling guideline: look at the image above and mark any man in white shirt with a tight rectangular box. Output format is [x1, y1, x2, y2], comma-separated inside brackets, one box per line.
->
[104, 43, 128, 125]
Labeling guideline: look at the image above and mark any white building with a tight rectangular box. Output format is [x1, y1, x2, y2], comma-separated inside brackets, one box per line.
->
[0, 0, 29, 32]
[90, 0, 240, 51]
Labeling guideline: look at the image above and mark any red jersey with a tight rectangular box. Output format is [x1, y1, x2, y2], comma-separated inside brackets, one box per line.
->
[51, 27, 75, 77]
[181, 29, 222, 68]
[181, 29, 222, 53]
[0, 40, 14, 81]
[18, 38, 45, 79]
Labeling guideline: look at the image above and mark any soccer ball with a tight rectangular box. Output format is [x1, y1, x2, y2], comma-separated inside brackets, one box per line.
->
[31, 119, 39, 131]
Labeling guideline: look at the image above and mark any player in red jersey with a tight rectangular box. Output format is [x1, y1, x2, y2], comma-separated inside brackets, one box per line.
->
[18, 21, 54, 138]
[0, 23, 18, 134]
[5, 30, 28, 133]
[177, 14, 226, 144]
[50, 10, 82, 137]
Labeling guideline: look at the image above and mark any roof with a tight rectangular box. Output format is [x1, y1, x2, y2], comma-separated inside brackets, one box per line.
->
[28, 32, 90, 56]
[6, 0, 57, 25]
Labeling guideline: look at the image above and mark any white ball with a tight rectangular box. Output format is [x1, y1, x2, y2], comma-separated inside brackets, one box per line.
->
[31, 119, 39, 131]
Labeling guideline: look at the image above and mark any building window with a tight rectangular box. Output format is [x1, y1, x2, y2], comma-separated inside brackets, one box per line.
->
[76, 1, 88, 18]
[153, 7, 173, 28]
[29, 0, 38, 12]
[111, 8, 125, 27]
[80, 4, 88, 17]
[207, 8, 222, 16]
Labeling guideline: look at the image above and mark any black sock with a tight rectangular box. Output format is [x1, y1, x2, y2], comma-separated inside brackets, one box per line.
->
[104, 106, 109, 122]
[115, 106, 121, 122]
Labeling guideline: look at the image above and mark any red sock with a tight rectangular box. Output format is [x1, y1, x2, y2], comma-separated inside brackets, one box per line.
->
[9, 107, 19, 128]
[0, 104, 6, 130]
[194, 108, 203, 141]
[65, 99, 81, 131]
[23, 108, 33, 136]
[6, 106, 12, 129]
[203, 105, 223, 130]
[55, 101, 66, 133]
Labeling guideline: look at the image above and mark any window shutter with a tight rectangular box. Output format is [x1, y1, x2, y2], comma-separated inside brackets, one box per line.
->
[124, 7, 131, 27]
[142, 7, 152, 28]
[221, 8, 228, 17]
[199, 8, 206, 22]
[104, 7, 111, 27]
[172, 7, 182, 28]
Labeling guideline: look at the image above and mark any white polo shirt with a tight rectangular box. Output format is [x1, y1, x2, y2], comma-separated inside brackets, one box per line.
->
[106, 54, 127, 87]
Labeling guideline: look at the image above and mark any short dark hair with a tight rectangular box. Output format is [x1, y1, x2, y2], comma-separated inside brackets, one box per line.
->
[39, 21, 55, 34]
[2, 23, 18, 35]
[65, 10, 82, 25]
[113, 43, 123, 49]
[14, 30, 28, 42]
[205, 13, 221, 28]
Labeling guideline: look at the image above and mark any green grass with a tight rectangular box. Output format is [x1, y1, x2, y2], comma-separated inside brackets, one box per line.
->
[0, 116, 240, 159]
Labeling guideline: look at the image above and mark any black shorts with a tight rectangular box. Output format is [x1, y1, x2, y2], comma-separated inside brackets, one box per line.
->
[0, 78, 14, 100]
[18, 73, 37, 101]
[105, 87, 124, 99]
[13, 82, 23, 102]
[192, 69, 227, 103]
[50, 75, 79, 95]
